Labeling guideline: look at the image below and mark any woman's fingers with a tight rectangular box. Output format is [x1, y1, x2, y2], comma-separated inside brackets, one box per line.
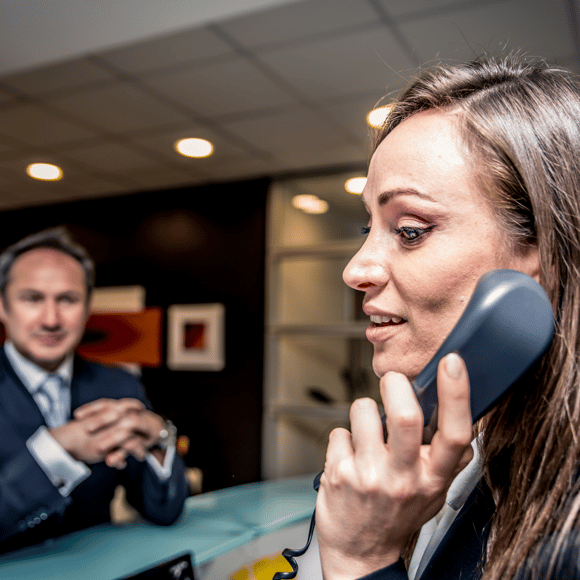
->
[324, 428, 353, 467]
[349, 398, 385, 457]
[429, 353, 474, 478]
[381, 371, 423, 471]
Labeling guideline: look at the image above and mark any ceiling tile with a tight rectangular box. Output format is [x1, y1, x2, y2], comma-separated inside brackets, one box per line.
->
[50, 82, 192, 132]
[223, 106, 366, 167]
[219, 0, 380, 49]
[258, 26, 415, 102]
[399, 0, 575, 65]
[0, 88, 17, 105]
[0, 189, 54, 210]
[378, 0, 498, 18]
[325, 91, 389, 148]
[0, 166, 21, 184]
[0, 105, 97, 146]
[107, 166, 204, 190]
[198, 156, 280, 180]
[0, 140, 16, 154]
[173, 148, 280, 175]
[58, 173, 133, 196]
[143, 58, 298, 117]
[59, 142, 161, 172]
[99, 26, 235, 74]
[0, 177, 79, 207]
[0, 189, 32, 209]
[1, 58, 114, 95]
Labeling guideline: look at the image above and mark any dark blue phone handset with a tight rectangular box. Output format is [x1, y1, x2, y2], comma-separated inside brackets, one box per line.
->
[273, 270, 555, 580]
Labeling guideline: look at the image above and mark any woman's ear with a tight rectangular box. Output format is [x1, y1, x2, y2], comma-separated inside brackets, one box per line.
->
[512, 244, 540, 282]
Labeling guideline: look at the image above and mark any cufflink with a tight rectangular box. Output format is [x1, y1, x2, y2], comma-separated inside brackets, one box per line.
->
[156, 419, 177, 450]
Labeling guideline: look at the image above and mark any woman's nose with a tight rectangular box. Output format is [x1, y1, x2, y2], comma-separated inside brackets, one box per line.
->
[343, 240, 389, 291]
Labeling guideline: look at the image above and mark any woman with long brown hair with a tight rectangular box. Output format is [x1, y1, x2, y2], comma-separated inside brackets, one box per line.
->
[315, 55, 580, 579]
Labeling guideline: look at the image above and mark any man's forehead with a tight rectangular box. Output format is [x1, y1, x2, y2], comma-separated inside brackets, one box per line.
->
[9, 248, 86, 288]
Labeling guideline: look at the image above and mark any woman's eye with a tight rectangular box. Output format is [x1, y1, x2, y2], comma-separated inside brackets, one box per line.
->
[394, 225, 435, 245]
[360, 226, 371, 235]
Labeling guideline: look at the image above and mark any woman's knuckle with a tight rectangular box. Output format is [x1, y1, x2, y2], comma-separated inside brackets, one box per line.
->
[391, 410, 421, 431]
[442, 427, 472, 449]
[350, 397, 376, 415]
[389, 478, 417, 502]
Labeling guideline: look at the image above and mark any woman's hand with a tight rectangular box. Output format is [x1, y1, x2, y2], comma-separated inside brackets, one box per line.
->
[316, 353, 474, 580]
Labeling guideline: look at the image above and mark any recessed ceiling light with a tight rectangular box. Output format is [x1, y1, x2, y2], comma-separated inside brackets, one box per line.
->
[26, 163, 63, 181]
[291, 194, 329, 214]
[174, 138, 214, 158]
[366, 104, 394, 128]
[345, 177, 367, 195]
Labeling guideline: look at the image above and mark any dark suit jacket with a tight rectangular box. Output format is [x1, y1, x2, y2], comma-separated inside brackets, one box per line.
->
[0, 349, 189, 554]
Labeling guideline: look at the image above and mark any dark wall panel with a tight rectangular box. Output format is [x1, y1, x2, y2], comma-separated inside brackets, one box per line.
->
[0, 177, 269, 491]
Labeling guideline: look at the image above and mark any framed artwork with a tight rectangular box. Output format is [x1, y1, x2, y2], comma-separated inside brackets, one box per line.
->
[167, 303, 225, 371]
[75, 285, 162, 371]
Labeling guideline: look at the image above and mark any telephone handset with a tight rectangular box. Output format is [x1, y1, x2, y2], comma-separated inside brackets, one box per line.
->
[274, 270, 555, 579]
[411, 268, 555, 443]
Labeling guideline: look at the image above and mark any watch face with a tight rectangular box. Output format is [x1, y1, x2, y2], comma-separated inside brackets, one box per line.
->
[158, 420, 177, 448]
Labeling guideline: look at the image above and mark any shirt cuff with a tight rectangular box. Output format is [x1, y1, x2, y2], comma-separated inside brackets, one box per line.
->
[145, 444, 176, 481]
[26, 426, 90, 496]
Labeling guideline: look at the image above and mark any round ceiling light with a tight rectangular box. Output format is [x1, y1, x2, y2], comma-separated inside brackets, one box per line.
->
[26, 163, 63, 181]
[174, 138, 214, 158]
[291, 194, 329, 214]
[366, 104, 394, 128]
[344, 177, 367, 194]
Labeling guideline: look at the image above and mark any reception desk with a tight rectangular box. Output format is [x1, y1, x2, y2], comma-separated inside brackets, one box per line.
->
[0, 475, 318, 580]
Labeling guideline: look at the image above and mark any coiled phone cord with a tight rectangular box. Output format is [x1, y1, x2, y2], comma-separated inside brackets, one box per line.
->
[272, 508, 317, 579]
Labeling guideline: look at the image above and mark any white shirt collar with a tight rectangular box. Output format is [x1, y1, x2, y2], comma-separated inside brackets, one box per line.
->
[446, 436, 483, 511]
[4, 341, 74, 394]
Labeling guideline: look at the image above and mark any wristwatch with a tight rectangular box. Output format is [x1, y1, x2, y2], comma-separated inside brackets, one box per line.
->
[156, 419, 177, 450]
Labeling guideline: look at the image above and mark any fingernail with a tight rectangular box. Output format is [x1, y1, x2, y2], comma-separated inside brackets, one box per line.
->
[445, 353, 462, 379]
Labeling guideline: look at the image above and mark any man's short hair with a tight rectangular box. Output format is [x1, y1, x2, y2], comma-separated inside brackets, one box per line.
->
[0, 227, 96, 297]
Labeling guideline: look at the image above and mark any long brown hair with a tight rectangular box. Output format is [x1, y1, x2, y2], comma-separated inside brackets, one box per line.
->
[377, 56, 580, 579]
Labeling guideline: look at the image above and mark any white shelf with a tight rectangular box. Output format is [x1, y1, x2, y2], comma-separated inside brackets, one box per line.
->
[266, 403, 351, 421]
[271, 322, 368, 336]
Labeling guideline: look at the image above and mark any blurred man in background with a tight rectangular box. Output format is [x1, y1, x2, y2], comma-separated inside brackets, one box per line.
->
[0, 227, 188, 553]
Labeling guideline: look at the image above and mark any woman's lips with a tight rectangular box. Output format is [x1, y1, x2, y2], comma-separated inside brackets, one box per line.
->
[366, 316, 406, 343]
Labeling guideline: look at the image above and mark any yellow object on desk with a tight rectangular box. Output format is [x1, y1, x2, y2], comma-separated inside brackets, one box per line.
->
[230, 553, 292, 580]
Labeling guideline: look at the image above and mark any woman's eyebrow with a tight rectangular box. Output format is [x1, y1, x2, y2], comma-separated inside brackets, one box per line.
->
[377, 188, 437, 206]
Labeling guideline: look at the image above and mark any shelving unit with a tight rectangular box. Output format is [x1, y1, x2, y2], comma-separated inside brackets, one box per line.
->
[262, 178, 379, 480]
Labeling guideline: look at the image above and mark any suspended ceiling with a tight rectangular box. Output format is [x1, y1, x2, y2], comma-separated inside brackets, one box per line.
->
[0, 0, 576, 210]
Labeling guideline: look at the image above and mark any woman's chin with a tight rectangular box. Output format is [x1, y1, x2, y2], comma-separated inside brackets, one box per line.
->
[372, 356, 425, 381]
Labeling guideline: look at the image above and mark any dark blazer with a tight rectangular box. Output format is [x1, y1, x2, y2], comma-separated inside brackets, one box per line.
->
[0, 349, 188, 554]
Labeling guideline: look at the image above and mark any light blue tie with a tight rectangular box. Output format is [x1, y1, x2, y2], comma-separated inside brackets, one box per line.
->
[37, 375, 66, 428]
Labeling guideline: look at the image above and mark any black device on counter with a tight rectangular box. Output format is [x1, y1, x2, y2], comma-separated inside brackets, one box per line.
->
[274, 270, 555, 579]
[118, 552, 195, 580]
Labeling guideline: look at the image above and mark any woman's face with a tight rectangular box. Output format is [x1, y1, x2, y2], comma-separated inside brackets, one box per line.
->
[343, 110, 539, 379]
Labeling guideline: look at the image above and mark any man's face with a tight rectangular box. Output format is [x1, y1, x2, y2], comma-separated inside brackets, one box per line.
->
[0, 248, 89, 371]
